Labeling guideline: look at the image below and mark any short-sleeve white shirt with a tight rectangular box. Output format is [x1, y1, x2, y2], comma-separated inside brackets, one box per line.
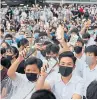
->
[83, 65, 97, 96]
[46, 73, 84, 99]
[10, 73, 35, 99]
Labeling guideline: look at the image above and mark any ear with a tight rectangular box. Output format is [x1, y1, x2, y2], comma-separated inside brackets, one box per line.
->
[96, 56, 97, 61]
[24, 69, 26, 73]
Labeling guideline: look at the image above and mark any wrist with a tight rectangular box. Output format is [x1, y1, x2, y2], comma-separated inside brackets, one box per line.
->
[17, 56, 24, 62]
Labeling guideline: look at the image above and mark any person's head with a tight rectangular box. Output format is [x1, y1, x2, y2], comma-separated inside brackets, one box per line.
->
[1, 42, 10, 49]
[74, 39, 84, 54]
[82, 33, 90, 44]
[1, 48, 6, 57]
[6, 46, 19, 61]
[17, 38, 29, 50]
[85, 45, 97, 66]
[70, 28, 79, 36]
[86, 80, 97, 99]
[51, 27, 56, 33]
[46, 43, 60, 59]
[38, 41, 52, 57]
[59, 51, 76, 77]
[0, 28, 4, 37]
[4, 34, 13, 45]
[24, 57, 43, 82]
[31, 89, 56, 99]
[1, 57, 11, 69]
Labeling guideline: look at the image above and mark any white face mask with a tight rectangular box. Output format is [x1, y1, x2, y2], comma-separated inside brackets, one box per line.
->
[85, 56, 93, 66]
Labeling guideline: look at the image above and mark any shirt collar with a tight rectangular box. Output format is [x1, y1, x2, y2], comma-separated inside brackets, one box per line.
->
[58, 74, 75, 85]
[86, 64, 97, 71]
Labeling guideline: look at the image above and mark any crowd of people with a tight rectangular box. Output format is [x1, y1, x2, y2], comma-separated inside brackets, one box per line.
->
[0, 3, 97, 99]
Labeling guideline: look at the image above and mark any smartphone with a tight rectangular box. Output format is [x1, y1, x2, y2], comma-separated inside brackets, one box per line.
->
[45, 58, 57, 74]
[25, 46, 36, 59]
[69, 34, 79, 46]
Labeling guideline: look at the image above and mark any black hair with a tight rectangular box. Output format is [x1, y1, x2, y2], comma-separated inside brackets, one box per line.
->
[4, 34, 13, 39]
[77, 38, 84, 46]
[34, 30, 40, 33]
[39, 32, 47, 37]
[82, 33, 90, 39]
[94, 35, 97, 42]
[43, 41, 52, 45]
[17, 38, 29, 48]
[31, 89, 56, 99]
[46, 44, 60, 54]
[86, 80, 97, 99]
[25, 57, 43, 71]
[1, 48, 6, 55]
[1, 57, 11, 69]
[1, 28, 4, 33]
[85, 45, 97, 56]
[11, 46, 19, 58]
[59, 51, 76, 64]
[1, 42, 10, 48]
[70, 27, 79, 36]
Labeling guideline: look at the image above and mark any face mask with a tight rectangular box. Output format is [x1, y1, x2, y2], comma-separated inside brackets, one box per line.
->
[41, 50, 46, 57]
[6, 55, 13, 61]
[83, 40, 88, 44]
[46, 56, 51, 60]
[64, 33, 68, 40]
[74, 46, 82, 54]
[33, 33, 39, 39]
[5, 40, 13, 45]
[85, 56, 93, 66]
[59, 66, 73, 77]
[26, 73, 38, 82]
[51, 32, 55, 36]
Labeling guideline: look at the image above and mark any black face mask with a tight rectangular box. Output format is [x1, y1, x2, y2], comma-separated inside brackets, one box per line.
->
[74, 46, 82, 54]
[83, 40, 88, 44]
[6, 55, 13, 61]
[26, 73, 38, 82]
[40, 50, 46, 57]
[59, 66, 73, 77]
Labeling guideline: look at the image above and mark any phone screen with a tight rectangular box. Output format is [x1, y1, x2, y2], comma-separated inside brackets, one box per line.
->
[45, 58, 57, 74]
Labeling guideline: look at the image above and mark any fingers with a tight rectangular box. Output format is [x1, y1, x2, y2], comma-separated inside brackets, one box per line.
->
[41, 63, 49, 73]
[19, 48, 27, 58]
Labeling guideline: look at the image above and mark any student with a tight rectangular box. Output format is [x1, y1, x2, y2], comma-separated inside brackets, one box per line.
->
[86, 80, 97, 99]
[6, 46, 19, 64]
[36, 51, 84, 99]
[31, 89, 56, 99]
[4, 34, 17, 47]
[17, 38, 29, 51]
[82, 33, 96, 47]
[82, 45, 97, 97]
[73, 39, 86, 77]
[7, 49, 43, 99]
[1, 57, 11, 81]
[4, 34, 14, 46]
[46, 43, 60, 60]
[1, 42, 10, 49]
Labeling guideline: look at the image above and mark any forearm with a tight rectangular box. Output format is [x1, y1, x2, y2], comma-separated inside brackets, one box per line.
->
[35, 76, 46, 90]
[59, 41, 70, 54]
[80, 26, 86, 35]
[7, 58, 21, 79]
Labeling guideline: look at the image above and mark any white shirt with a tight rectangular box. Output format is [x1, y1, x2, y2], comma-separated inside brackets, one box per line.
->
[86, 37, 96, 47]
[11, 73, 35, 99]
[46, 73, 84, 99]
[73, 54, 86, 77]
[82, 65, 97, 96]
